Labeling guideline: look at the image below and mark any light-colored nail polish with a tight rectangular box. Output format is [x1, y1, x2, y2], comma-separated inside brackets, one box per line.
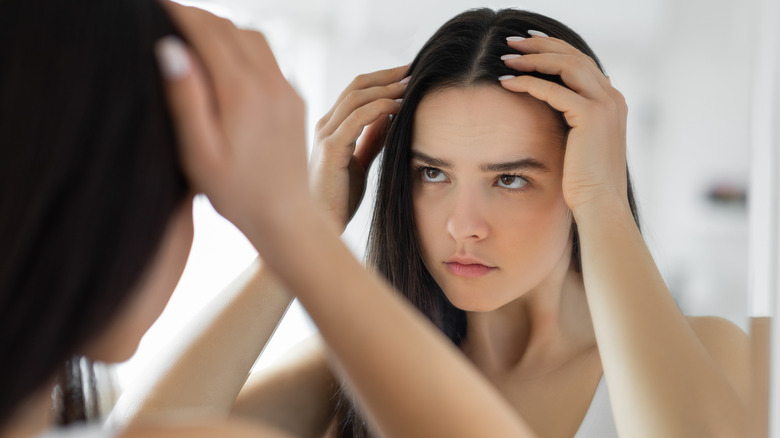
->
[506, 36, 526, 42]
[400, 76, 411, 85]
[498, 75, 516, 81]
[528, 30, 549, 38]
[501, 54, 522, 60]
[154, 36, 190, 79]
[395, 98, 403, 104]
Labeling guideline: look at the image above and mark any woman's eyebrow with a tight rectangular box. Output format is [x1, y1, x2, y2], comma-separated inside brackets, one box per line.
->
[481, 158, 549, 173]
[411, 151, 452, 168]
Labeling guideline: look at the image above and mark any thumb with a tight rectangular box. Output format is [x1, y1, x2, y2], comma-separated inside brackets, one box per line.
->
[154, 36, 226, 192]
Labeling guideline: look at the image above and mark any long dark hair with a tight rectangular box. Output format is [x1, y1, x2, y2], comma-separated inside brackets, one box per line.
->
[0, 0, 187, 428]
[332, 8, 641, 437]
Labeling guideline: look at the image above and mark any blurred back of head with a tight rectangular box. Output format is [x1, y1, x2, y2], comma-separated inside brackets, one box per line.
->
[0, 0, 187, 427]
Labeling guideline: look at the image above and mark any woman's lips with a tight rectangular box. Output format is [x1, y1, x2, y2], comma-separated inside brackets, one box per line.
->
[445, 262, 496, 278]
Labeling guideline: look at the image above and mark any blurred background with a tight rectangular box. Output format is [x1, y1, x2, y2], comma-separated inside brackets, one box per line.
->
[116, 0, 764, 395]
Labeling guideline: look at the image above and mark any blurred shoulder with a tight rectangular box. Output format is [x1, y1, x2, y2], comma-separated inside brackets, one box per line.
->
[686, 315, 748, 347]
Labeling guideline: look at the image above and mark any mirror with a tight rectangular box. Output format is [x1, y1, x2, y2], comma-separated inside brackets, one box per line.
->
[117, 0, 773, 434]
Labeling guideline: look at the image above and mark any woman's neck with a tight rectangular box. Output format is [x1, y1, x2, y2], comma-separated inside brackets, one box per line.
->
[461, 265, 595, 377]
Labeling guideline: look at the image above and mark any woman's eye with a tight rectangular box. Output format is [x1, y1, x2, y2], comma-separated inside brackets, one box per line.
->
[422, 167, 447, 182]
[497, 175, 528, 189]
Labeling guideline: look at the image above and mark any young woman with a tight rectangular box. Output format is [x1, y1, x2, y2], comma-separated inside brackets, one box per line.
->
[0, 1, 536, 437]
[117, 8, 749, 438]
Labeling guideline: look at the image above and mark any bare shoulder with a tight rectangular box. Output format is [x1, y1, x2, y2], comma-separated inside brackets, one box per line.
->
[119, 418, 293, 438]
[686, 315, 749, 350]
[686, 315, 749, 402]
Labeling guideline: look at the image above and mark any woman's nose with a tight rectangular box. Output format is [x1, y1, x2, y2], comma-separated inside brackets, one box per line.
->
[446, 189, 489, 242]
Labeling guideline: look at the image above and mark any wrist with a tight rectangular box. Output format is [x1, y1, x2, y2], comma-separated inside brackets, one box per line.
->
[241, 193, 326, 252]
[570, 194, 635, 229]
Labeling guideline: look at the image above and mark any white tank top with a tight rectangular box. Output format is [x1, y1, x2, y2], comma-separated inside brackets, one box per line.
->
[574, 376, 619, 437]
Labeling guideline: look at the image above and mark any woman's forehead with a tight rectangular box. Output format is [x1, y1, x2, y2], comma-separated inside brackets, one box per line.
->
[411, 85, 564, 162]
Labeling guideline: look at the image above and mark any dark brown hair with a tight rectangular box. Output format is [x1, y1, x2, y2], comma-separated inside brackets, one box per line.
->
[0, 0, 187, 428]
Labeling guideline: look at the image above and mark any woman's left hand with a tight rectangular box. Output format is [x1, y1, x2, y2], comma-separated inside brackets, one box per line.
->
[499, 35, 629, 216]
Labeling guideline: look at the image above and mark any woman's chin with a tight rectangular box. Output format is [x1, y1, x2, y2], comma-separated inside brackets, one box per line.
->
[444, 292, 506, 313]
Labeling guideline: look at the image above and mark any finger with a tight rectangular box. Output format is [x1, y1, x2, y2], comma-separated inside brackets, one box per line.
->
[502, 54, 607, 100]
[506, 36, 606, 86]
[499, 75, 588, 126]
[326, 98, 402, 160]
[319, 65, 408, 129]
[354, 114, 391, 171]
[320, 80, 407, 137]
[236, 28, 286, 82]
[507, 35, 583, 56]
[154, 36, 226, 191]
[161, 1, 249, 84]
[335, 65, 409, 104]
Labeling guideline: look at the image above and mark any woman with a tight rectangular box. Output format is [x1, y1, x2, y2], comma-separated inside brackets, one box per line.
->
[0, 1, 535, 437]
[117, 7, 749, 438]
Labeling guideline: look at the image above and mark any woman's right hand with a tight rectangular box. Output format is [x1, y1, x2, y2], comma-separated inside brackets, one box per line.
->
[309, 66, 408, 231]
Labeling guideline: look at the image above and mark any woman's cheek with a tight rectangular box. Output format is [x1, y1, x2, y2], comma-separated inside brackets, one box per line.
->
[413, 195, 445, 260]
[502, 195, 571, 253]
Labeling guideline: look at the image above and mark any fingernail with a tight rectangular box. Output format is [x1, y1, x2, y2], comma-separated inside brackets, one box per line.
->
[528, 30, 549, 38]
[498, 75, 516, 81]
[506, 36, 526, 42]
[155, 36, 190, 79]
[395, 98, 403, 104]
[501, 54, 522, 61]
[400, 76, 411, 85]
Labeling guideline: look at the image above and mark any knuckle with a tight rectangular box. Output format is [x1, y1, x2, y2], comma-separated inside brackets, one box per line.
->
[543, 80, 558, 95]
[351, 73, 370, 90]
[211, 14, 237, 32]
[245, 29, 268, 44]
[344, 108, 362, 126]
[343, 89, 362, 107]
[189, 6, 214, 22]
[315, 115, 330, 132]
[601, 90, 627, 115]
[613, 90, 628, 109]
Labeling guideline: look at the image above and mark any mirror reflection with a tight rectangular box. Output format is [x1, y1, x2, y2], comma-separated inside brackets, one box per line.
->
[5, 0, 775, 437]
[123, 0, 758, 435]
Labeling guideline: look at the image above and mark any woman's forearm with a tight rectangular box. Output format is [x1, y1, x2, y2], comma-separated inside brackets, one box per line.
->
[110, 259, 292, 425]
[574, 200, 745, 437]
[246, 203, 536, 438]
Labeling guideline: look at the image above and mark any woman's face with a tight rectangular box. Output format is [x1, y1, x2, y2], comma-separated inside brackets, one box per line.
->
[411, 85, 573, 312]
